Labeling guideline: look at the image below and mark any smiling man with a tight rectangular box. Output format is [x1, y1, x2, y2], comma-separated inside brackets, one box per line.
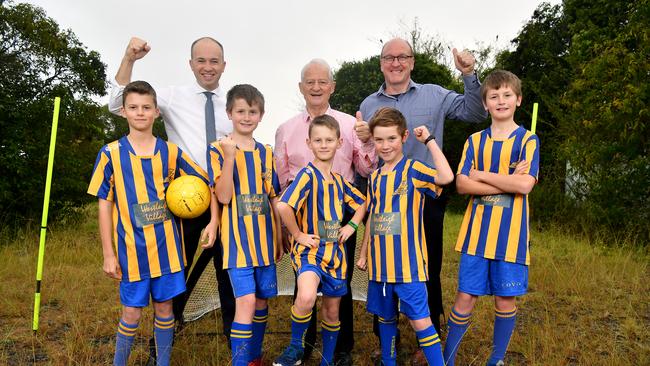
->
[107, 36, 235, 365]
[275, 59, 377, 365]
[359, 37, 487, 365]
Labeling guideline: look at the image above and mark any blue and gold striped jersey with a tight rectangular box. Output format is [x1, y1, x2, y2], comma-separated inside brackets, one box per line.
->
[455, 126, 540, 265]
[208, 141, 281, 269]
[280, 163, 365, 279]
[87, 136, 208, 282]
[367, 157, 442, 283]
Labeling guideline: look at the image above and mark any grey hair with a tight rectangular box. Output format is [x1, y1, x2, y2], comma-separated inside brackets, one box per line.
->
[300, 58, 334, 81]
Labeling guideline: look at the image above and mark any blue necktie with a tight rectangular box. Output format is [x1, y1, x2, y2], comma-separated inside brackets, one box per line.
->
[203, 91, 216, 144]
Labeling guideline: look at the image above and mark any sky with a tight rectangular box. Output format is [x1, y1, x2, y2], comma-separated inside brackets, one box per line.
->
[25, 0, 559, 145]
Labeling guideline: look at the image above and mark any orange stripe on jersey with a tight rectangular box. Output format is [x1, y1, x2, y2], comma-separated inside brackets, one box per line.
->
[109, 143, 140, 281]
[152, 154, 181, 271]
[130, 155, 162, 277]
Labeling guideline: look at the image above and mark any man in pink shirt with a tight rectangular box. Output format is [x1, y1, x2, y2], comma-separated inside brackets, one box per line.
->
[275, 59, 377, 365]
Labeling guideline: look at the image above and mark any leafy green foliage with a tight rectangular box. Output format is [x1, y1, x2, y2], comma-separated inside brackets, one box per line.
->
[0, 2, 107, 225]
[496, 0, 650, 243]
[558, 0, 650, 241]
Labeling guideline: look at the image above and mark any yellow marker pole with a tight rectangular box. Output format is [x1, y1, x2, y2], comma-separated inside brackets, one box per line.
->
[33, 97, 61, 332]
[531, 102, 539, 134]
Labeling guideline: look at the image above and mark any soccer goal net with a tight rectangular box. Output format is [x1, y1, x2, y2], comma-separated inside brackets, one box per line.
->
[182, 241, 369, 322]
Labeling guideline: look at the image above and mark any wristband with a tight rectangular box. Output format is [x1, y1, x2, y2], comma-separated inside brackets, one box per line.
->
[424, 135, 436, 146]
[347, 221, 358, 231]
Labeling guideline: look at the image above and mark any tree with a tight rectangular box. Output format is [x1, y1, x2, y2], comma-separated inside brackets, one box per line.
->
[0, 2, 107, 226]
[558, 0, 650, 241]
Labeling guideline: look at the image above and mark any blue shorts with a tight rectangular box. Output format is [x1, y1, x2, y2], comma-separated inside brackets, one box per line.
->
[296, 264, 347, 297]
[366, 281, 429, 321]
[458, 253, 528, 296]
[228, 264, 278, 299]
[119, 271, 186, 307]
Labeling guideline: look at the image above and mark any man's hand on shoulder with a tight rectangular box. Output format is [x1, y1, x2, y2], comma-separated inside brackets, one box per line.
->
[124, 37, 151, 62]
[452, 48, 475, 76]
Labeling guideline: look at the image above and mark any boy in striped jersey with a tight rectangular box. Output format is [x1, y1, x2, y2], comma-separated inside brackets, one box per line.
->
[273, 115, 367, 366]
[88, 81, 218, 366]
[208, 84, 283, 366]
[357, 107, 454, 366]
[443, 70, 539, 366]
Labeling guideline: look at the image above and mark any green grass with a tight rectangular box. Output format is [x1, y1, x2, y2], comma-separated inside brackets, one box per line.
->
[1, 204, 648, 365]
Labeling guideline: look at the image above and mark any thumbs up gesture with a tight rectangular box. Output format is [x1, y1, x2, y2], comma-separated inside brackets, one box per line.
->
[452, 48, 475, 76]
[354, 111, 372, 143]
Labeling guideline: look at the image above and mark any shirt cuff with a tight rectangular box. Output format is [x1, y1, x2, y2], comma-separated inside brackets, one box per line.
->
[462, 72, 480, 86]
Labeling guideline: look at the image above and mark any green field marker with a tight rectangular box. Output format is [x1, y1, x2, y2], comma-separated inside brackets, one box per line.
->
[33, 97, 61, 332]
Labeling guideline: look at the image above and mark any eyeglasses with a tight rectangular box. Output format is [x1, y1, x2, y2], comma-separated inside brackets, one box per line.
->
[380, 55, 413, 64]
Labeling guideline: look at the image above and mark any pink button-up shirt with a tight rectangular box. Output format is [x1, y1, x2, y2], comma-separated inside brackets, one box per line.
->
[275, 107, 377, 190]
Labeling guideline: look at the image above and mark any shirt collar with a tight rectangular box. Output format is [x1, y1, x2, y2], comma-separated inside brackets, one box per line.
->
[300, 106, 333, 123]
[377, 80, 419, 97]
[192, 81, 223, 97]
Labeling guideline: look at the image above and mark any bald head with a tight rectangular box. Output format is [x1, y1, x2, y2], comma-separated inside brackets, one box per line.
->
[381, 38, 413, 57]
[190, 37, 224, 59]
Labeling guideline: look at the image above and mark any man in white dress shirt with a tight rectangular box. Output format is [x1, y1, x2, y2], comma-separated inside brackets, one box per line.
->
[108, 36, 235, 362]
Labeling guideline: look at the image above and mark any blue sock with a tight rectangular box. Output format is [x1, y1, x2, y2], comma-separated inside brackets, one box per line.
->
[378, 317, 397, 366]
[250, 307, 268, 361]
[416, 326, 443, 366]
[443, 308, 471, 366]
[488, 307, 517, 365]
[114, 319, 138, 366]
[153, 315, 175, 366]
[230, 321, 253, 366]
[320, 320, 340, 366]
[290, 306, 312, 350]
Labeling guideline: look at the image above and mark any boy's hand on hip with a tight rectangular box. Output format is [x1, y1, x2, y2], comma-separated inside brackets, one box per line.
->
[338, 225, 355, 244]
[295, 232, 320, 248]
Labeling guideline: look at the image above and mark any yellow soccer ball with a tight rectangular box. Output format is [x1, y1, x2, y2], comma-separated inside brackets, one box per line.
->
[166, 175, 211, 219]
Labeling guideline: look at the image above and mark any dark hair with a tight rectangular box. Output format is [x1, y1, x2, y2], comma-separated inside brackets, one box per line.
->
[226, 84, 265, 113]
[368, 107, 407, 136]
[480, 70, 522, 102]
[122, 80, 157, 107]
[190, 37, 224, 59]
[309, 114, 340, 138]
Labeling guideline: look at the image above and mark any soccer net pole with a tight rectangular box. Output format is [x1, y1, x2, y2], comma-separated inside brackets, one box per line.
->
[531, 102, 539, 134]
[33, 97, 61, 332]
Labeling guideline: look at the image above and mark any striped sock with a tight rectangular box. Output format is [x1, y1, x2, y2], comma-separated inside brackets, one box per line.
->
[320, 320, 340, 366]
[378, 317, 397, 366]
[443, 308, 472, 366]
[416, 326, 443, 366]
[488, 307, 517, 365]
[290, 305, 312, 350]
[250, 307, 268, 361]
[114, 319, 138, 366]
[230, 321, 253, 366]
[153, 315, 175, 366]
